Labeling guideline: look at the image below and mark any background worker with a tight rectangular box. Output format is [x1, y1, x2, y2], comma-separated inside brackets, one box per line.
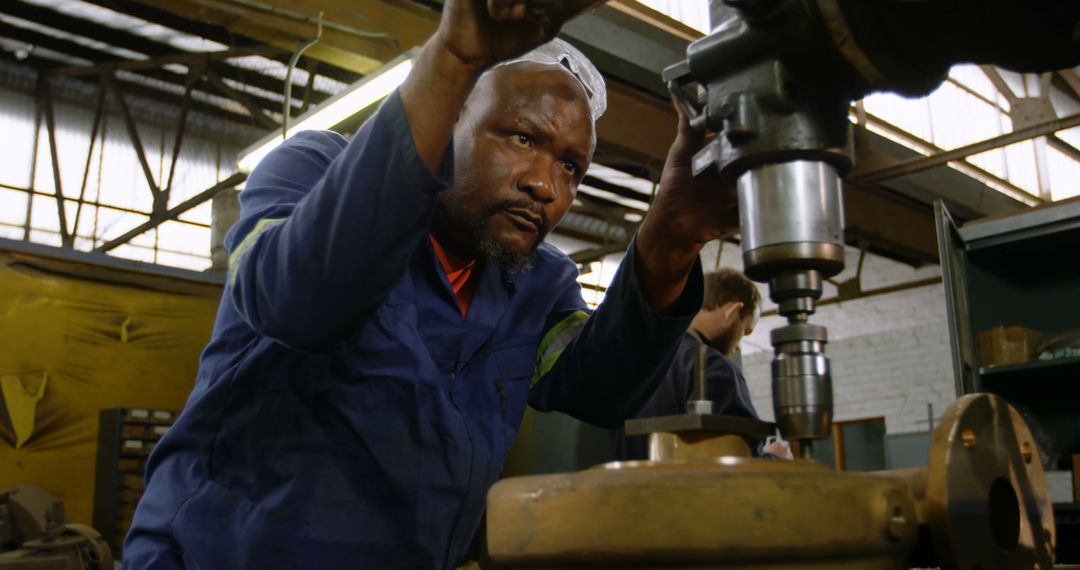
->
[124, 0, 743, 568]
[614, 269, 790, 460]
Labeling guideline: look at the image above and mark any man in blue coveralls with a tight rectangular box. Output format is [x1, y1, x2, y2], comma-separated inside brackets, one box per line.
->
[125, 1, 741, 568]
[613, 269, 778, 460]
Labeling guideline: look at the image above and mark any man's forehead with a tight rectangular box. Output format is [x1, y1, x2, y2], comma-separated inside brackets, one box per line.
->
[467, 63, 596, 158]
[481, 63, 592, 118]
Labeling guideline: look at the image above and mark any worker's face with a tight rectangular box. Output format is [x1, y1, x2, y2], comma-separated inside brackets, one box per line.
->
[438, 63, 595, 268]
[728, 311, 757, 355]
[710, 302, 757, 356]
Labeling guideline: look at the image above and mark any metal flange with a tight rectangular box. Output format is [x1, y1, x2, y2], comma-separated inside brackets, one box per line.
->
[924, 393, 1055, 569]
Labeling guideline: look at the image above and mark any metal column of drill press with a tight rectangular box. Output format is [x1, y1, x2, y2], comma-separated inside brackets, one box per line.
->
[663, 1, 855, 455]
[739, 160, 844, 455]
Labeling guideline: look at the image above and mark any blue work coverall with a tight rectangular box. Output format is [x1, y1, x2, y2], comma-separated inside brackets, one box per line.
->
[123, 91, 702, 569]
[612, 329, 760, 461]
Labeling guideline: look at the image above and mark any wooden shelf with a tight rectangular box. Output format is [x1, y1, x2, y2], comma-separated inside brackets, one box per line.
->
[979, 356, 1080, 415]
[980, 355, 1080, 382]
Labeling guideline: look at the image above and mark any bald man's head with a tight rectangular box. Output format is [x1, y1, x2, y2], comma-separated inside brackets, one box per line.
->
[462, 62, 596, 146]
[432, 62, 596, 270]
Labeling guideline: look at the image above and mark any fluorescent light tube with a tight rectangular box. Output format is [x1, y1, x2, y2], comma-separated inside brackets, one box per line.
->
[237, 50, 416, 174]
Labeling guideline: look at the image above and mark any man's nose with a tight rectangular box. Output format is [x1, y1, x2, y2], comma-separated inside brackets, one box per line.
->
[516, 158, 556, 204]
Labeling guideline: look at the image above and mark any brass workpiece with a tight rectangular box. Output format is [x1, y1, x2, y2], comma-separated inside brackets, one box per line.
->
[486, 394, 1055, 568]
[487, 458, 917, 568]
[647, 432, 753, 461]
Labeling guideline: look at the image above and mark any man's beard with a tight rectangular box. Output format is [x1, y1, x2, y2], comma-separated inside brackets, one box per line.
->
[710, 323, 741, 357]
[473, 199, 550, 273]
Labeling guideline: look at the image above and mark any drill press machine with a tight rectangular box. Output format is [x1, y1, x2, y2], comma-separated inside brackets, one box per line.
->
[487, 1, 1079, 567]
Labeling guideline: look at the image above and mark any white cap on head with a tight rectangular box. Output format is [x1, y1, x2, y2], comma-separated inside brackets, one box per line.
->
[490, 38, 607, 121]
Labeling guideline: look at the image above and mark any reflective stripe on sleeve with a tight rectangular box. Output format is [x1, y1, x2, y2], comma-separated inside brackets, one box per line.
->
[532, 309, 589, 387]
[227, 217, 287, 285]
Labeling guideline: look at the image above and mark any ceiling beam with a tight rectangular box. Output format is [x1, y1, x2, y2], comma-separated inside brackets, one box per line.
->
[203, 71, 280, 130]
[0, 0, 331, 103]
[118, 0, 396, 74]
[581, 174, 653, 204]
[1058, 69, 1080, 100]
[844, 185, 939, 265]
[80, 0, 360, 84]
[1048, 134, 1080, 163]
[596, 80, 677, 178]
[852, 112, 1080, 186]
[980, 65, 1019, 105]
[603, 0, 703, 42]
[95, 172, 247, 252]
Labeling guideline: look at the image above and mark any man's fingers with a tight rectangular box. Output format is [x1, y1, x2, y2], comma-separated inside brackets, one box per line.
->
[669, 94, 686, 120]
[669, 95, 702, 138]
[668, 100, 706, 162]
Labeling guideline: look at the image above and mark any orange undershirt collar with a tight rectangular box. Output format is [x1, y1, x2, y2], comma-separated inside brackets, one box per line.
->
[429, 234, 478, 317]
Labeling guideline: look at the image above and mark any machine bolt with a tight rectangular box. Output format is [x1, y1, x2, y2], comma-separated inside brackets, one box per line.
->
[886, 505, 907, 541]
[961, 428, 976, 449]
[1021, 441, 1034, 464]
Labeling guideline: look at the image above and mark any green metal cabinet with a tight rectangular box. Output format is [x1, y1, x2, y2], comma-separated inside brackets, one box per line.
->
[936, 197, 1080, 561]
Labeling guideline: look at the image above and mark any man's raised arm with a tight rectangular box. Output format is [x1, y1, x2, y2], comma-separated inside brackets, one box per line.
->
[529, 101, 742, 426]
[225, 0, 606, 351]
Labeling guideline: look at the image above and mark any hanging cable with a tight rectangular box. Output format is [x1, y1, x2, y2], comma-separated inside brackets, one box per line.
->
[283, 11, 323, 140]
[219, 0, 400, 50]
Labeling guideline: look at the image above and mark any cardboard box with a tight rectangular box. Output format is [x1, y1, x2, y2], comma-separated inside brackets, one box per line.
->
[978, 325, 1043, 367]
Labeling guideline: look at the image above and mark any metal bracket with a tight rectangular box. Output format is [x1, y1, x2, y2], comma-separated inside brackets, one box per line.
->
[624, 412, 776, 438]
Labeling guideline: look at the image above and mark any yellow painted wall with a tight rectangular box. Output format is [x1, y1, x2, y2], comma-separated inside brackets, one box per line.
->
[0, 245, 221, 524]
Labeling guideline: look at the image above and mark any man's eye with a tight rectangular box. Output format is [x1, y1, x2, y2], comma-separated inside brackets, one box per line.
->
[513, 133, 532, 147]
[560, 160, 579, 176]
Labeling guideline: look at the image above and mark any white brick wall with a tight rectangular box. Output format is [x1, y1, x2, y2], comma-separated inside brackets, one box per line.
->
[742, 319, 957, 435]
[568, 240, 959, 436]
[694, 240, 958, 435]
[698, 240, 946, 354]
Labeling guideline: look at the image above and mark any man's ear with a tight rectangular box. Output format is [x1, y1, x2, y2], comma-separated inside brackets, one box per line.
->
[722, 301, 744, 323]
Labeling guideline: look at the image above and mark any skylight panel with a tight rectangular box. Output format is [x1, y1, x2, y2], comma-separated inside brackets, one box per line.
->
[23, 0, 227, 52]
[0, 13, 148, 61]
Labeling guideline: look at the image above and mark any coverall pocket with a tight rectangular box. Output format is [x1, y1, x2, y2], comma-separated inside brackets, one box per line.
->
[493, 345, 536, 441]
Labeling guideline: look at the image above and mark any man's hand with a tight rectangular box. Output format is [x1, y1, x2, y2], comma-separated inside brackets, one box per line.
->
[645, 105, 739, 248]
[401, 0, 606, 173]
[633, 103, 740, 311]
[438, 0, 608, 72]
[763, 437, 794, 459]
